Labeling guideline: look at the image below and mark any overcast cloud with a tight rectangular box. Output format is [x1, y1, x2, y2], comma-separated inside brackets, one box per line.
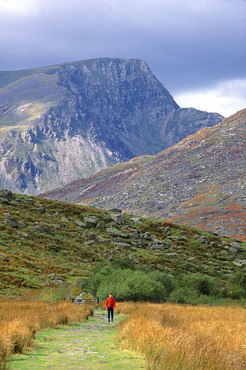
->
[0, 0, 245, 116]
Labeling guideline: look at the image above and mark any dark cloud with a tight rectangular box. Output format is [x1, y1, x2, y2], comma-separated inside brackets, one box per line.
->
[0, 0, 245, 114]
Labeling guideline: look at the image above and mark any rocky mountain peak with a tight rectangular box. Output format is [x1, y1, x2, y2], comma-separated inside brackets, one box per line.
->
[0, 58, 223, 194]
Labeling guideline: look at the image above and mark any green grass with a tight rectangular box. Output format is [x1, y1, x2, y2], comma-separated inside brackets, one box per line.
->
[9, 310, 146, 369]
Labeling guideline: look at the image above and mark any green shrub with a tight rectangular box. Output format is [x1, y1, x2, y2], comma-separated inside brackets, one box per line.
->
[181, 274, 223, 297]
[228, 272, 246, 299]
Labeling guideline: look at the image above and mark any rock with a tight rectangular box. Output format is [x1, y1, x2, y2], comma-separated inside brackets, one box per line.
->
[34, 204, 46, 213]
[131, 218, 142, 224]
[220, 251, 229, 256]
[128, 254, 140, 263]
[233, 261, 243, 267]
[61, 217, 69, 222]
[128, 231, 139, 239]
[115, 242, 132, 250]
[110, 213, 125, 225]
[17, 231, 29, 238]
[29, 225, 53, 234]
[52, 279, 64, 285]
[4, 216, 19, 228]
[86, 232, 98, 241]
[75, 220, 86, 227]
[84, 217, 98, 228]
[109, 208, 122, 213]
[141, 232, 152, 240]
[150, 244, 163, 250]
[96, 221, 105, 229]
[0, 190, 15, 201]
[165, 252, 177, 257]
[18, 221, 27, 227]
[230, 242, 244, 251]
[228, 247, 238, 254]
[236, 259, 246, 266]
[53, 224, 61, 230]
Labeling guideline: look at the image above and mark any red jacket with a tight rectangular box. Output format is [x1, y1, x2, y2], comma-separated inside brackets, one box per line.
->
[105, 296, 116, 309]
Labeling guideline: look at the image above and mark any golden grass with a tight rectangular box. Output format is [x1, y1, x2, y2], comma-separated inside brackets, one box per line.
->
[0, 300, 92, 367]
[116, 302, 246, 369]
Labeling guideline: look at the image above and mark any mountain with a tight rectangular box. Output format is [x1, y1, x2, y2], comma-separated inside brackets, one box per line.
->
[0, 58, 223, 194]
[0, 190, 245, 290]
[42, 109, 246, 241]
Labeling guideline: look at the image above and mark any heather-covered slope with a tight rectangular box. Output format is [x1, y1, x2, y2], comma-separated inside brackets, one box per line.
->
[43, 109, 246, 240]
[0, 58, 223, 194]
[0, 190, 245, 290]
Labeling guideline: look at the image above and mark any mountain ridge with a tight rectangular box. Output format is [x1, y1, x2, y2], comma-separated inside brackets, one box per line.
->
[0, 58, 223, 194]
[42, 109, 246, 241]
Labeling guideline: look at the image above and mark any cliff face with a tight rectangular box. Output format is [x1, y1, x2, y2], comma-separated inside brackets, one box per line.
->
[42, 109, 246, 241]
[0, 58, 223, 194]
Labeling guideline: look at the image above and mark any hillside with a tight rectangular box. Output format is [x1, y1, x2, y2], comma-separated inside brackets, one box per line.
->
[43, 109, 246, 241]
[0, 190, 245, 290]
[0, 58, 223, 194]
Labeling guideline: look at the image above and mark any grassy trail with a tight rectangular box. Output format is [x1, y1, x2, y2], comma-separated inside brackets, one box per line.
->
[9, 309, 146, 369]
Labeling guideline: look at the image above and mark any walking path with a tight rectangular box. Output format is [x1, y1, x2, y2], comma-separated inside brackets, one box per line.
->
[10, 310, 146, 369]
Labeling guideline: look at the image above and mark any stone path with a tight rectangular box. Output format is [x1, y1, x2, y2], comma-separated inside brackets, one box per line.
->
[10, 310, 146, 369]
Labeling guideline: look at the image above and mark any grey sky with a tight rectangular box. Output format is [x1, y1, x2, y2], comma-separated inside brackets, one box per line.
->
[0, 0, 245, 116]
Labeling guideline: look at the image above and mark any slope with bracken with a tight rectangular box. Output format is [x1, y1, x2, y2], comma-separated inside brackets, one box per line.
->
[0, 190, 246, 290]
[0, 58, 223, 194]
[42, 109, 246, 241]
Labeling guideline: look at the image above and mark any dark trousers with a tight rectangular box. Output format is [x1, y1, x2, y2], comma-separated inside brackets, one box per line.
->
[107, 307, 114, 321]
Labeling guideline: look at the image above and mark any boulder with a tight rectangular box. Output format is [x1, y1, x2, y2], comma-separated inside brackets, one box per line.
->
[75, 220, 86, 227]
[128, 254, 140, 263]
[4, 216, 19, 228]
[236, 259, 246, 266]
[34, 204, 46, 213]
[86, 232, 98, 241]
[128, 231, 139, 239]
[29, 224, 52, 234]
[84, 217, 98, 228]
[109, 208, 122, 213]
[61, 217, 69, 222]
[110, 213, 125, 225]
[233, 261, 243, 268]
[115, 242, 132, 250]
[96, 221, 105, 229]
[131, 217, 142, 224]
[230, 242, 244, 252]
[229, 247, 238, 254]
[0, 190, 15, 201]
[150, 244, 163, 250]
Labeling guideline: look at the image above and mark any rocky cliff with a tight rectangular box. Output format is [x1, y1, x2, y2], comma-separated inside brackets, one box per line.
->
[0, 58, 223, 194]
[42, 109, 246, 241]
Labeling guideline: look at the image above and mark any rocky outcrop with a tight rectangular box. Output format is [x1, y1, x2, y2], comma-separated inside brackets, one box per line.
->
[0, 58, 223, 194]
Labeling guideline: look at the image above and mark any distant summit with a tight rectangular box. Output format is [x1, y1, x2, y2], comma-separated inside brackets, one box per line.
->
[42, 109, 246, 241]
[0, 58, 223, 194]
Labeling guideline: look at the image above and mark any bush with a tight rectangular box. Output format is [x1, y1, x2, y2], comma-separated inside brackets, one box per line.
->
[181, 274, 223, 297]
[228, 272, 246, 299]
[97, 269, 168, 302]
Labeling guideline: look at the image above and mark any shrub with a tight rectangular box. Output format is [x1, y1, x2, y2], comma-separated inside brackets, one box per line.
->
[181, 274, 223, 297]
[95, 268, 168, 302]
[228, 272, 246, 299]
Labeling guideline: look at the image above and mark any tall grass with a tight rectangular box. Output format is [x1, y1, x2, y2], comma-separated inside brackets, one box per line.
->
[117, 302, 246, 369]
[0, 300, 92, 367]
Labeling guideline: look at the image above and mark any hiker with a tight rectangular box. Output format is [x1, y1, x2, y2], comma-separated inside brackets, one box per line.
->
[105, 293, 116, 322]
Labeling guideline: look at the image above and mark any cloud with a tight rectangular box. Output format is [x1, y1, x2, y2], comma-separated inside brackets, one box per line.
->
[175, 78, 246, 117]
[0, 0, 38, 15]
[0, 0, 245, 115]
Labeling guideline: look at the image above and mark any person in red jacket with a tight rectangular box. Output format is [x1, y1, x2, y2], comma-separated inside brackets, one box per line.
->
[105, 293, 116, 322]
